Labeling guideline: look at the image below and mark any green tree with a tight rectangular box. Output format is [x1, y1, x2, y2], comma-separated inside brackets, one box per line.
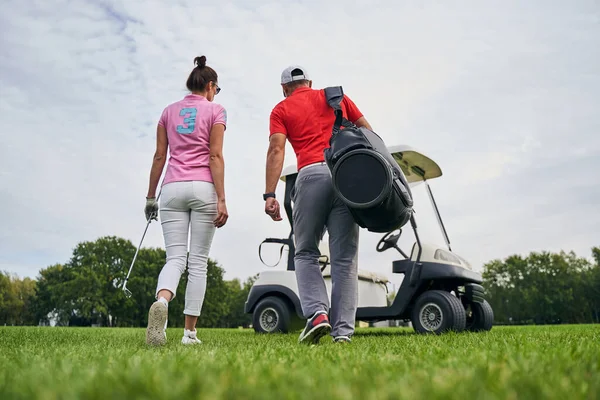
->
[0, 271, 38, 326]
[586, 247, 600, 323]
[32, 264, 74, 326]
[218, 274, 258, 328]
[482, 246, 600, 325]
[592, 247, 600, 266]
[63, 236, 139, 326]
[15, 277, 37, 325]
[0, 272, 11, 324]
[28, 236, 243, 329]
[30, 237, 164, 327]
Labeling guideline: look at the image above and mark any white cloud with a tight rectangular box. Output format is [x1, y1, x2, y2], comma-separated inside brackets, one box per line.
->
[1, 0, 599, 290]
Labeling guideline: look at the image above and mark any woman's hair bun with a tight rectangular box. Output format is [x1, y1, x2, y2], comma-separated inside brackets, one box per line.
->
[194, 56, 207, 68]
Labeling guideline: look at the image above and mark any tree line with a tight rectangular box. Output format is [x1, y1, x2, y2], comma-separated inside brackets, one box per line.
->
[0, 236, 256, 328]
[483, 247, 600, 325]
[1, 235, 598, 327]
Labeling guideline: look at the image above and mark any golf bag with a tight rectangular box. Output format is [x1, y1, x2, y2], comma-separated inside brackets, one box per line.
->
[323, 86, 414, 233]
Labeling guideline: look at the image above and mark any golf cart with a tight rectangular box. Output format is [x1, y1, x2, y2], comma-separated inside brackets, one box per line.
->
[244, 145, 494, 335]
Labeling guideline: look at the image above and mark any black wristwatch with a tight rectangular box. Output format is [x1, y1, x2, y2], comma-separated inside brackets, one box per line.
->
[263, 192, 276, 201]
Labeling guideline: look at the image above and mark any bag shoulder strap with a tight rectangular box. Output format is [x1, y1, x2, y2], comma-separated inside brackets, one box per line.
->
[324, 86, 354, 133]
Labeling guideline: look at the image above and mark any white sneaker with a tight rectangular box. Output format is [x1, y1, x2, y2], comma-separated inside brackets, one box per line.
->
[181, 329, 202, 345]
[333, 335, 352, 343]
[146, 301, 168, 346]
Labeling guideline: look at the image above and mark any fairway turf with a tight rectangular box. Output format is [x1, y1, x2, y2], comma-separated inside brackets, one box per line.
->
[1, 325, 598, 399]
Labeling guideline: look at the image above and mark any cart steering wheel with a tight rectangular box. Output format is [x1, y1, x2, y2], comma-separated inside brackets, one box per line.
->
[376, 229, 402, 253]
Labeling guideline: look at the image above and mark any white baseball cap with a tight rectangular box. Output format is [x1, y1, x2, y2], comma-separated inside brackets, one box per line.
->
[280, 65, 310, 84]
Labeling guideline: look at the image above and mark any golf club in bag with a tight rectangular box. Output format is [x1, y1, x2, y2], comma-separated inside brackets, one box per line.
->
[121, 188, 162, 298]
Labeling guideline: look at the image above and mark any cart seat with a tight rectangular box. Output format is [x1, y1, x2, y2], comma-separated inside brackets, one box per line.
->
[318, 240, 390, 284]
[320, 264, 390, 284]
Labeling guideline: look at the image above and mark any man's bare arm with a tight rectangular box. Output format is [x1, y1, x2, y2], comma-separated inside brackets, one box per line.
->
[354, 116, 373, 131]
[265, 133, 286, 193]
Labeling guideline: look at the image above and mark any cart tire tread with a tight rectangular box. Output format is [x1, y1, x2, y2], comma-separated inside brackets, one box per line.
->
[411, 290, 466, 334]
[466, 299, 494, 332]
[252, 296, 292, 334]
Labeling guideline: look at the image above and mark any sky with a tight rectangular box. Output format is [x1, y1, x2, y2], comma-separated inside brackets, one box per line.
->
[1, 0, 599, 290]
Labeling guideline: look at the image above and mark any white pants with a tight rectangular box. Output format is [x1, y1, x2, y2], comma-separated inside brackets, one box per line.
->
[155, 180, 217, 316]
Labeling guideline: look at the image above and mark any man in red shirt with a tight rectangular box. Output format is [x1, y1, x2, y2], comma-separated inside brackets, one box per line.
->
[263, 65, 373, 344]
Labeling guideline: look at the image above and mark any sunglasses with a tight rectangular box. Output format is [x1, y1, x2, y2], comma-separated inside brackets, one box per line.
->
[214, 82, 221, 95]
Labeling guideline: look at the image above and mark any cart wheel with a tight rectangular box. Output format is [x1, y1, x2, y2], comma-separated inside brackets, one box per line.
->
[465, 299, 494, 332]
[252, 296, 291, 334]
[411, 290, 466, 334]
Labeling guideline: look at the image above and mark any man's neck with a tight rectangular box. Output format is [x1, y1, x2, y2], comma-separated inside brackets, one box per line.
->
[287, 86, 311, 97]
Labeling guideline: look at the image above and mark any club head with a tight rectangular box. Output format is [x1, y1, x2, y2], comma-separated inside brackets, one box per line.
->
[123, 286, 133, 298]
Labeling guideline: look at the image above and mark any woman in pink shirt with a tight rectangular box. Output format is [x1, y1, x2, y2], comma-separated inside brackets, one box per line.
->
[143, 55, 228, 346]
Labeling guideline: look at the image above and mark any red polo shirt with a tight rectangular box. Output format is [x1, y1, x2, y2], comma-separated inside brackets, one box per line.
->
[269, 87, 364, 170]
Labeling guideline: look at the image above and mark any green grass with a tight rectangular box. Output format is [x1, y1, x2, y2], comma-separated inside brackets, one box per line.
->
[0, 325, 599, 399]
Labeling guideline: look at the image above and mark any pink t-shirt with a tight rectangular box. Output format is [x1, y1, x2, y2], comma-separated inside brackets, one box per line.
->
[158, 94, 227, 186]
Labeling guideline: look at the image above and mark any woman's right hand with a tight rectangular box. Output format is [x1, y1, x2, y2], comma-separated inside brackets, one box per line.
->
[214, 199, 228, 228]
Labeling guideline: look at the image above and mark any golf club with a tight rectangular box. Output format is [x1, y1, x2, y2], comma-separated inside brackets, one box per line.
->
[121, 189, 162, 298]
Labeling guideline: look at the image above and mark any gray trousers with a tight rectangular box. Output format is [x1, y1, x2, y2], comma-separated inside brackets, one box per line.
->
[291, 162, 359, 338]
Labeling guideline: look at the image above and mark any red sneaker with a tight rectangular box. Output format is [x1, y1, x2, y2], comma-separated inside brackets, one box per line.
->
[298, 311, 331, 344]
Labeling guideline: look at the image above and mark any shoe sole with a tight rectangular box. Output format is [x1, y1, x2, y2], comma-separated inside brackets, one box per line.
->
[299, 323, 332, 344]
[146, 302, 168, 346]
[181, 339, 202, 345]
[333, 336, 352, 344]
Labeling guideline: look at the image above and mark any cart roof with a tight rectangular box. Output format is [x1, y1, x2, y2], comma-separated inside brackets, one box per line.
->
[279, 144, 442, 183]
